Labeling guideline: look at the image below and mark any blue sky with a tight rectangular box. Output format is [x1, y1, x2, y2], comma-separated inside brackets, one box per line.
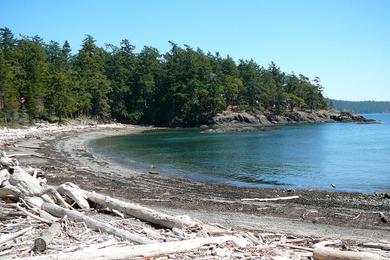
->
[1, 0, 389, 101]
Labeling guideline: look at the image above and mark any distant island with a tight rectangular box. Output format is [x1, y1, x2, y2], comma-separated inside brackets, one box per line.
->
[329, 99, 390, 114]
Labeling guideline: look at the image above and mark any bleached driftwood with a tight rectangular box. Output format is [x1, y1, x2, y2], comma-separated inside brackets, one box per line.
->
[34, 222, 61, 252]
[361, 242, 390, 251]
[13, 144, 41, 150]
[57, 183, 89, 209]
[0, 155, 68, 209]
[313, 247, 384, 260]
[0, 151, 19, 168]
[41, 202, 154, 245]
[83, 190, 199, 229]
[16, 203, 51, 224]
[22, 235, 247, 260]
[0, 226, 32, 245]
[0, 166, 52, 207]
[312, 239, 341, 249]
[7, 153, 54, 160]
[241, 195, 300, 202]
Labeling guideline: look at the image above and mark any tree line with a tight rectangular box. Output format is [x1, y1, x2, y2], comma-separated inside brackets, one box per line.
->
[329, 99, 390, 114]
[0, 27, 327, 126]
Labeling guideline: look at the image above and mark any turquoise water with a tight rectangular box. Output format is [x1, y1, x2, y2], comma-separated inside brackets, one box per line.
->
[89, 114, 390, 193]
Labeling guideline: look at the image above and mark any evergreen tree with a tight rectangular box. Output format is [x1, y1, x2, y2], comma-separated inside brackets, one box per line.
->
[0, 27, 329, 126]
[75, 35, 112, 119]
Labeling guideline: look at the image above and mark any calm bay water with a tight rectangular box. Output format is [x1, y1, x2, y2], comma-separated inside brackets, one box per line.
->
[89, 114, 390, 193]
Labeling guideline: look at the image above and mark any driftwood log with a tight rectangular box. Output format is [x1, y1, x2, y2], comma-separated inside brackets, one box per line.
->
[34, 223, 61, 252]
[83, 190, 199, 229]
[0, 227, 32, 245]
[57, 182, 89, 209]
[241, 195, 300, 202]
[41, 202, 154, 245]
[22, 235, 247, 260]
[313, 247, 384, 260]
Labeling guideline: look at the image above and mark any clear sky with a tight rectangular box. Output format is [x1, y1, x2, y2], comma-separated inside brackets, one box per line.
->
[1, 0, 389, 101]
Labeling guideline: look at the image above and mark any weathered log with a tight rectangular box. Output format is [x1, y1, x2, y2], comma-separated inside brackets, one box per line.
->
[15, 203, 51, 224]
[13, 144, 41, 150]
[361, 242, 390, 251]
[0, 166, 69, 208]
[313, 247, 384, 260]
[0, 152, 19, 168]
[83, 190, 199, 229]
[41, 202, 154, 245]
[241, 195, 300, 202]
[34, 223, 61, 252]
[57, 183, 89, 209]
[21, 235, 247, 260]
[0, 226, 32, 245]
[2, 166, 48, 198]
[7, 153, 54, 160]
[25, 167, 44, 178]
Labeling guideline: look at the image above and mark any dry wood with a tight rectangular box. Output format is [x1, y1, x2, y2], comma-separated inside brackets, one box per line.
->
[34, 223, 61, 252]
[83, 190, 199, 229]
[0, 226, 33, 245]
[379, 212, 389, 223]
[14, 144, 41, 150]
[7, 153, 54, 160]
[280, 243, 314, 252]
[0, 164, 69, 209]
[41, 202, 154, 245]
[313, 247, 384, 260]
[313, 239, 342, 249]
[0, 152, 19, 168]
[361, 242, 390, 251]
[21, 235, 247, 260]
[0, 166, 54, 207]
[25, 167, 44, 178]
[56, 183, 89, 209]
[16, 203, 51, 224]
[241, 195, 300, 202]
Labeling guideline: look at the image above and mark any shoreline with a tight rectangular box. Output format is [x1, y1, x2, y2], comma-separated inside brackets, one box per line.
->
[3, 124, 390, 243]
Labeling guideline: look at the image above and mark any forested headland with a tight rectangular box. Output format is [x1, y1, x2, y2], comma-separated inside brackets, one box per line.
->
[0, 28, 328, 127]
[329, 99, 390, 114]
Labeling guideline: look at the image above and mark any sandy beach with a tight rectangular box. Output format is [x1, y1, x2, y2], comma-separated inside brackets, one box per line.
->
[2, 124, 390, 244]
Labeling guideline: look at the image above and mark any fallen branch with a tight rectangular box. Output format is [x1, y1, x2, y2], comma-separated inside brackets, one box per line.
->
[57, 183, 89, 209]
[312, 239, 342, 249]
[379, 212, 388, 223]
[280, 243, 314, 252]
[241, 195, 300, 202]
[83, 190, 199, 229]
[0, 226, 33, 245]
[360, 242, 390, 251]
[313, 247, 384, 260]
[7, 153, 54, 160]
[34, 222, 61, 252]
[16, 203, 51, 224]
[41, 202, 154, 245]
[21, 235, 247, 260]
[14, 144, 41, 150]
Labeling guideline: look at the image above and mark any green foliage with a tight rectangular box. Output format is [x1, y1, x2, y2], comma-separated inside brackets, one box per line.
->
[329, 99, 390, 113]
[0, 28, 328, 126]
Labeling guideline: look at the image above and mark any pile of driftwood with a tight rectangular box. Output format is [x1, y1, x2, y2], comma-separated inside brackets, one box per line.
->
[0, 151, 388, 259]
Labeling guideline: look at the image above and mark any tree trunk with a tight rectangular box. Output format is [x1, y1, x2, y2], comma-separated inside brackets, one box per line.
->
[84, 190, 199, 229]
[313, 247, 384, 260]
[34, 223, 61, 252]
[41, 203, 154, 245]
[22, 235, 246, 260]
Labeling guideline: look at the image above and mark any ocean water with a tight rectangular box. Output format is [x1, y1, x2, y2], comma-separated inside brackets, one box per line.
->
[89, 114, 390, 193]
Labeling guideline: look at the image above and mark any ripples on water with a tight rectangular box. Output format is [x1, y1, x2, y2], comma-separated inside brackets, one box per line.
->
[89, 114, 390, 193]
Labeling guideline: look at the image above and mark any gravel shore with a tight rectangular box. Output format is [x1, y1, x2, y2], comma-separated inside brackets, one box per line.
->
[2, 124, 390, 244]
